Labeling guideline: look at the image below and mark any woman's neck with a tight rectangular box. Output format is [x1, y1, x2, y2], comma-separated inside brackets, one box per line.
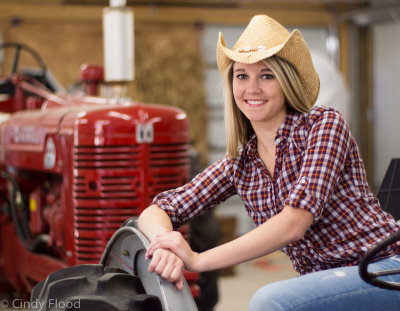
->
[251, 111, 287, 148]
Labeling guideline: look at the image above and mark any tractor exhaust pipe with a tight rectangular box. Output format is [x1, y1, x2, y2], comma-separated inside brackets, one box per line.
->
[102, 0, 134, 98]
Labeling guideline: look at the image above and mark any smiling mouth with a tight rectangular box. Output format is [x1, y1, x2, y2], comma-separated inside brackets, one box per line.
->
[245, 100, 267, 107]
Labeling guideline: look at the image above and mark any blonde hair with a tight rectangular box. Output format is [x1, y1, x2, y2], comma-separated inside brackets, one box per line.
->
[224, 55, 311, 158]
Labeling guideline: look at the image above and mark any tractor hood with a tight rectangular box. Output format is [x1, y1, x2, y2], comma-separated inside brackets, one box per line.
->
[0, 96, 189, 172]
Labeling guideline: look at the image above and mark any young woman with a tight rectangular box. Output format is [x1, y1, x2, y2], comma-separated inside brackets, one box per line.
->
[138, 15, 400, 310]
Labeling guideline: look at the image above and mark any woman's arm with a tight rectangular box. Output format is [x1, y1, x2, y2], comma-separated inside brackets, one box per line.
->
[195, 205, 313, 271]
[148, 156, 237, 230]
[137, 155, 237, 289]
[147, 205, 314, 273]
[138, 204, 173, 240]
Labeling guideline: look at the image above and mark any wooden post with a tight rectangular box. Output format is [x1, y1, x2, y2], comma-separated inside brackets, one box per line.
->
[357, 26, 374, 187]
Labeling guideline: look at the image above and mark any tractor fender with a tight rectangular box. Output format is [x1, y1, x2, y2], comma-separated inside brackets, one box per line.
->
[100, 218, 198, 311]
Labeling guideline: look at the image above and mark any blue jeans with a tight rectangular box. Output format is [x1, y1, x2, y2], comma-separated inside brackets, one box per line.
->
[249, 255, 400, 311]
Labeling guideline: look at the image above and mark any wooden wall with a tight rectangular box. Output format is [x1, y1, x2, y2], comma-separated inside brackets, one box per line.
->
[2, 22, 103, 87]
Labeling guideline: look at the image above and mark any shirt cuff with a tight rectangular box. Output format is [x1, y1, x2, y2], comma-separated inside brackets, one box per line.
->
[152, 193, 184, 229]
[285, 176, 324, 222]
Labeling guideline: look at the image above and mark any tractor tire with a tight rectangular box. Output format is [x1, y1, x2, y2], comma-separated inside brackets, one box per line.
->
[29, 264, 162, 311]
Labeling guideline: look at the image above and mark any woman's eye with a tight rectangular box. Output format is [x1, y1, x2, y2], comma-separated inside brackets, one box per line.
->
[261, 74, 274, 80]
[235, 74, 247, 80]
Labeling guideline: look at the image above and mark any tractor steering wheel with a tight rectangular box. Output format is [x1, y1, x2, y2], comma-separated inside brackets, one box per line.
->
[359, 230, 400, 290]
[0, 42, 47, 93]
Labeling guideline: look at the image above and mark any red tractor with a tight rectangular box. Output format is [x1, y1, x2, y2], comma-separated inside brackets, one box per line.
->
[0, 42, 199, 310]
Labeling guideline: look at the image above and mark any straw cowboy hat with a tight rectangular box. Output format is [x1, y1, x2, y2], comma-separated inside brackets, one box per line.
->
[217, 15, 320, 106]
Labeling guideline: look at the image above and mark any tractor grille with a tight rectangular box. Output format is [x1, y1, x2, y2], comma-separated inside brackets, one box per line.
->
[72, 143, 189, 264]
[148, 143, 190, 199]
[73, 145, 141, 263]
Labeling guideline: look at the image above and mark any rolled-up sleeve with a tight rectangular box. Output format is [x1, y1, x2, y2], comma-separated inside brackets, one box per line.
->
[285, 110, 352, 221]
[153, 156, 237, 229]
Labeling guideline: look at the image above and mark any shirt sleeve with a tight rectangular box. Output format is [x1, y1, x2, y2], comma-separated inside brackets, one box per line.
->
[152, 156, 237, 229]
[285, 109, 352, 221]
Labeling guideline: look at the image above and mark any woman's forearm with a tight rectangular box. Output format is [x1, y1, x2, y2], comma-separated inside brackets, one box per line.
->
[142, 204, 313, 276]
[138, 204, 173, 241]
[192, 206, 313, 272]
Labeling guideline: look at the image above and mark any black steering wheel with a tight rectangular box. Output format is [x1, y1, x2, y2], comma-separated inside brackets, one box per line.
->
[0, 42, 47, 93]
[359, 230, 400, 290]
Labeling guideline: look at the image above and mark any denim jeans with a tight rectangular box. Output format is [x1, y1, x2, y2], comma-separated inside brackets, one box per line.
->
[249, 255, 400, 311]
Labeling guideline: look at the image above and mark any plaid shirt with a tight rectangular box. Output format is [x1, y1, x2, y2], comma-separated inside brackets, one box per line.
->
[153, 106, 400, 275]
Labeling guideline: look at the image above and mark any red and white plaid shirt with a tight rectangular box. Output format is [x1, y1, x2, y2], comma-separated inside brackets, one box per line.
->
[153, 106, 400, 275]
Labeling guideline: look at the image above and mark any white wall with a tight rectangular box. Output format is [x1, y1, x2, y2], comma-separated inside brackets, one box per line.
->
[373, 21, 400, 189]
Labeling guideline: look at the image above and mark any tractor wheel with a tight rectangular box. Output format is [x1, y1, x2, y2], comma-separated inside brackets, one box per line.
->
[29, 264, 162, 311]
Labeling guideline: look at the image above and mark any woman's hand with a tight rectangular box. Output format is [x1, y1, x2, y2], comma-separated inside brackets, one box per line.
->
[147, 230, 200, 272]
[147, 247, 186, 290]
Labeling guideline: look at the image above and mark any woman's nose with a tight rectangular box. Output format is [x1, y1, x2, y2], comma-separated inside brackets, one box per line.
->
[247, 78, 261, 93]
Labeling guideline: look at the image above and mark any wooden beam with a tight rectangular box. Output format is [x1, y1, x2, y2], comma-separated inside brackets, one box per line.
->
[135, 7, 334, 27]
[338, 21, 350, 85]
[357, 26, 374, 185]
[0, 4, 103, 24]
[0, 3, 333, 27]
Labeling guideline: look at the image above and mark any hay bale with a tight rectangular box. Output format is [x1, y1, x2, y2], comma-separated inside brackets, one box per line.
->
[131, 23, 209, 164]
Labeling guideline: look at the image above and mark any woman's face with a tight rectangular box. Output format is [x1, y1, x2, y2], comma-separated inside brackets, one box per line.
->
[232, 61, 286, 127]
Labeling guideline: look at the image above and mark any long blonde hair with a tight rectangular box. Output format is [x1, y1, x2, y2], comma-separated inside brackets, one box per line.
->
[224, 55, 311, 158]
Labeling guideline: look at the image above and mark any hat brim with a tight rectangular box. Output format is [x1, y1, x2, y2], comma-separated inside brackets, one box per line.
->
[216, 29, 320, 107]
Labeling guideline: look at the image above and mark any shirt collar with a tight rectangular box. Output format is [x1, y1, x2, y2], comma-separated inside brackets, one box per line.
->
[244, 110, 302, 158]
[275, 109, 301, 145]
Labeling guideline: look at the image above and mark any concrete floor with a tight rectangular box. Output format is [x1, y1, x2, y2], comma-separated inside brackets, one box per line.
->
[215, 251, 298, 311]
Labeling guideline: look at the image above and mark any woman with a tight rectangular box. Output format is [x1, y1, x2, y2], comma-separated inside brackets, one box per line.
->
[138, 15, 400, 310]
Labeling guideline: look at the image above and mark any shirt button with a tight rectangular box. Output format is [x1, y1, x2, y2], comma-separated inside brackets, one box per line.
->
[300, 177, 307, 184]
